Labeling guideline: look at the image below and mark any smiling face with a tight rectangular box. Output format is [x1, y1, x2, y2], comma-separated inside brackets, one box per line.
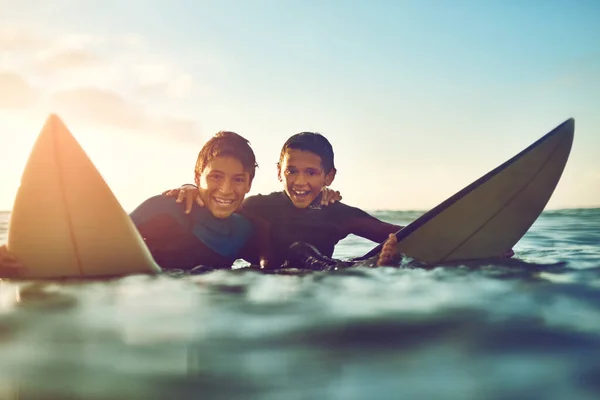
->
[196, 155, 251, 219]
[278, 149, 335, 209]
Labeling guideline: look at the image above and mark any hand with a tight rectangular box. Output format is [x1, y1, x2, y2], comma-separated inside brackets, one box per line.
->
[162, 184, 203, 214]
[377, 234, 399, 267]
[502, 248, 515, 258]
[320, 187, 342, 206]
[0, 245, 25, 277]
[259, 255, 269, 269]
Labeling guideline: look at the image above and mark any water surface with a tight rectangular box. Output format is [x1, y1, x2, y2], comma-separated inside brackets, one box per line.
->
[1, 209, 599, 399]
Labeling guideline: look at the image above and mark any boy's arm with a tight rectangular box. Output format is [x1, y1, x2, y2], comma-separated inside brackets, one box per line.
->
[338, 204, 403, 243]
[161, 186, 343, 214]
[347, 217, 403, 243]
[162, 184, 203, 214]
[347, 212, 514, 260]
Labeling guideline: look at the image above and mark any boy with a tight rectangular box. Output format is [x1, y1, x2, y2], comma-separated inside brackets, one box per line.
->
[164, 132, 404, 269]
[0, 131, 269, 277]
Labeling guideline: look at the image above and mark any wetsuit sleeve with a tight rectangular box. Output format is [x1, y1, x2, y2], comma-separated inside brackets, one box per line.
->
[340, 205, 403, 243]
[347, 218, 402, 243]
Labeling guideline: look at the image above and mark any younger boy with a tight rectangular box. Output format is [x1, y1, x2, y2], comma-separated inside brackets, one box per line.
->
[0, 131, 269, 277]
[165, 132, 404, 269]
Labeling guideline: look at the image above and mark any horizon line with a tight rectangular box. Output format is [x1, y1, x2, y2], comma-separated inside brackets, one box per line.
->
[1, 206, 599, 215]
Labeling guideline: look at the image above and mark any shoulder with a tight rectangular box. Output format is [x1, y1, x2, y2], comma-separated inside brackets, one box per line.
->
[129, 194, 186, 224]
[243, 191, 286, 209]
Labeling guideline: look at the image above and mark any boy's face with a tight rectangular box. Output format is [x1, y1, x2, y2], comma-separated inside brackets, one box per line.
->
[196, 155, 251, 219]
[278, 149, 335, 209]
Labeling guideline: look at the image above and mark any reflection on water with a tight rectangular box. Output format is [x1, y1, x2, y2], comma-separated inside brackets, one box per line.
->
[0, 281, 20, 312]
[0, 209, 599, 399]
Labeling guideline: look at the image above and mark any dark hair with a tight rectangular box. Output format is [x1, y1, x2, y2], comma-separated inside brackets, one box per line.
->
[195, 131, 258, 182]
[278, 132, 336, 174]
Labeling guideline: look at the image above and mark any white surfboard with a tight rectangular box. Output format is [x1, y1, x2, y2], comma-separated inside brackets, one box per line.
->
[361, 118, 575, 265]
[7, 114, 162, 278]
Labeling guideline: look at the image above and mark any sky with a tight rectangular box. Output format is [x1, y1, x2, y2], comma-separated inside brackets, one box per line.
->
[0, 0, 598, 212]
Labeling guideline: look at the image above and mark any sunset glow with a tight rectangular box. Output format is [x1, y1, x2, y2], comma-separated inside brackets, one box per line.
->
[1, 1, 598, 212]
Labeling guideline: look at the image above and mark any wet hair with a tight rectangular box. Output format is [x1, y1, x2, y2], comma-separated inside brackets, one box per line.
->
[278, 132, 336, 174]
[194, 131, 258, 182]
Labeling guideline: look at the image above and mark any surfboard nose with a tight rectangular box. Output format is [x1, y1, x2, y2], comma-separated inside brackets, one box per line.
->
[8, 114, 161, 278]
[43, 113, 68, 131]
[558, 118, 575, 137]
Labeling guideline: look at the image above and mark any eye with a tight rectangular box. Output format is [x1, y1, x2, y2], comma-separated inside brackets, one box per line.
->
[285, 169, 297, 175]
[235, 177, 246, 183]
[208, 174, 221, 180]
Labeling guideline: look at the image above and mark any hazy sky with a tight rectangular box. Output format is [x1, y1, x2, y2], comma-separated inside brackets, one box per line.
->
[0, 0, 598, 212]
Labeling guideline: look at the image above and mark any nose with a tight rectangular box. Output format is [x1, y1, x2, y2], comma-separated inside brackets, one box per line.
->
[295, 173, 307, 185]
[219, 178, 233, 194]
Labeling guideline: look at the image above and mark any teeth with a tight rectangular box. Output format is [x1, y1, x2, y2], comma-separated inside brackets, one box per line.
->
[293, 190, 308, 196]
[214, 198, 234, 205]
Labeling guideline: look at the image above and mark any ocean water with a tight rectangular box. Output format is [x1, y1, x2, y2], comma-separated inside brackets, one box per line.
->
[0, 208, 599, 399]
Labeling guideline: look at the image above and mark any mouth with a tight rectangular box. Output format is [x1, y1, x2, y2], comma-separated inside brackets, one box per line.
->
[290, 189, 311, 199]
[212, 197, 235, 207]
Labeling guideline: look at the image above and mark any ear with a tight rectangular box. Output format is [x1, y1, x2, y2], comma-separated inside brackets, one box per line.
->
[325, 168, 336, 186]
[276, 163, 283, 182]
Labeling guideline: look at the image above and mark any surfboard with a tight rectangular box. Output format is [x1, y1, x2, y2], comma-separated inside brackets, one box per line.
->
[360, 118, 575, 265]
[7, 114, 162, 278]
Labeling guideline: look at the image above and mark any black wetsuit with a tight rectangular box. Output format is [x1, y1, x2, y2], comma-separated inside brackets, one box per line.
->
[129, 195, 262, 271]
[241, 191, 400, 269]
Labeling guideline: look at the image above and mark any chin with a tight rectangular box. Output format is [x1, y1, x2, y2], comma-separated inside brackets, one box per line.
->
[290, 198, 315, 209]
[208, 204, 237, 219]
[211, 210, 235, 219]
